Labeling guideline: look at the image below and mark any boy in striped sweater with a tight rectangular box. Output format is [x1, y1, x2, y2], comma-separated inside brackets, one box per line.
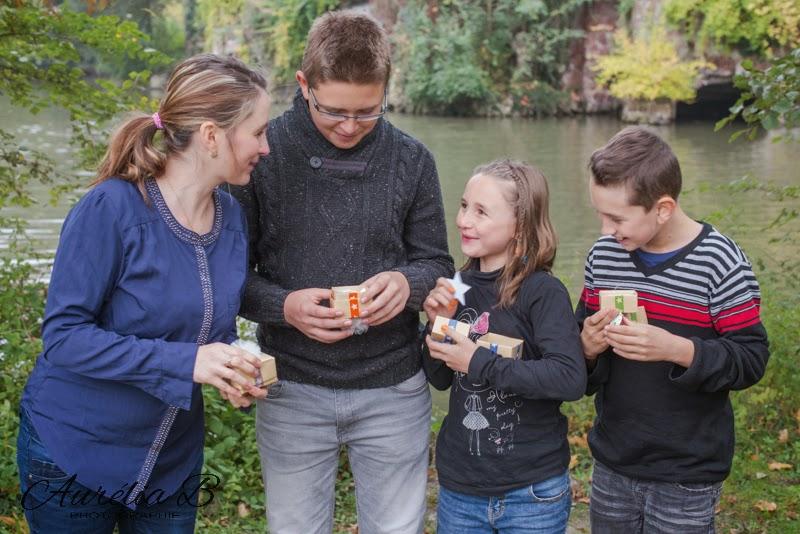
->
[576, 126, 769, 534]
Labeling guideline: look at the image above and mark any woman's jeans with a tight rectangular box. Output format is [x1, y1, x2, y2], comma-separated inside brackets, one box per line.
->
[436, 470, 572, 533]
[17, 408, 201, 534]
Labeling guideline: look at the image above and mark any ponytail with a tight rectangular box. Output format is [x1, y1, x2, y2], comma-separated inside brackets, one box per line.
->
[93, 113, 166, 193]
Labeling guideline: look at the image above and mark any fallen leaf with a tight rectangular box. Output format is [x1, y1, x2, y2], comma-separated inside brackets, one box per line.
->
[778, 429, 789, 443]
[754, 500, 777, 512]
[0, 517, 16, 527]
[787, 510, 798, 520]
[750, 454, 760, 461]
[755, 471, 767, 479]
[569, 454, 578, 469]
[237, 502, 250, 518]
[768, 462, 793, 471]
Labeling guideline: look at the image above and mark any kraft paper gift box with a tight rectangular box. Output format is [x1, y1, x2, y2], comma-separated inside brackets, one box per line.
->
[599, 289, 639, 314]
[235, 353, 278, 394]
[599, 289, 648, 325]
[330, 286, 371, 335]
[477, 333, 524, 359]
[430, 316, 471, 343]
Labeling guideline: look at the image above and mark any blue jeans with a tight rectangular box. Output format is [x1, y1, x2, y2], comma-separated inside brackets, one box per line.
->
[590, 461, 722, 534]
[255, 370, 432, 534]
[436, 471, 572, 534]
[17, 408, 201, 534]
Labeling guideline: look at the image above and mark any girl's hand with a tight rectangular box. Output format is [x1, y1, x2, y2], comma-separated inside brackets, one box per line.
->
[425, 326, 478, 374]
[194, 343, 266, 403]
[423, 277, 457, 323]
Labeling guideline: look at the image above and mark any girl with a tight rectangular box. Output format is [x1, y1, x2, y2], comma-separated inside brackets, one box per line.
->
[17, 54, 270, 533]
[423, 159, 586, 533]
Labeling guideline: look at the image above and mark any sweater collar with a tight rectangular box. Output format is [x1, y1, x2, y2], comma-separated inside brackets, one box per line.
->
[285, 88, 385, 161]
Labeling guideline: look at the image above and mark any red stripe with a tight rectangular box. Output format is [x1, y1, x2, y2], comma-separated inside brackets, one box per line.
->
[581, 287, 599, 310]
[716, 315, 762, 333]
[714, 301, 761, 333]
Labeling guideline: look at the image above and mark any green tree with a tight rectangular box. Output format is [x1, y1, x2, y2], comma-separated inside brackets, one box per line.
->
[392, 0, 588, 116]
[0, 2, 167, 523]
[665, 0, 800, 56]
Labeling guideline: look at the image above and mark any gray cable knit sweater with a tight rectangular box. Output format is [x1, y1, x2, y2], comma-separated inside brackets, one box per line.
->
[232, 91, 454, 388]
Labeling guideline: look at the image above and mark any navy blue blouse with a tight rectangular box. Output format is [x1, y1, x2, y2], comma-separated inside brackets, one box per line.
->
[21, 178, 248, 508]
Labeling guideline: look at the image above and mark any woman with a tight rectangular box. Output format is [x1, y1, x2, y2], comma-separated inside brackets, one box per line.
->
[17, 54, 270, 533]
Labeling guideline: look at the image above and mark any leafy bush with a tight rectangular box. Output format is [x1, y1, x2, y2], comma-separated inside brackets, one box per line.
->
[594, 29, 709, 102]
[716, 47, 800, 142]
[665, 0, 800, 56]
[392, 0, 587, 116]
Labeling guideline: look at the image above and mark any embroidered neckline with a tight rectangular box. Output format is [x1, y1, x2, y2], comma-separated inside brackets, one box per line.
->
[145, 178, 223, 246]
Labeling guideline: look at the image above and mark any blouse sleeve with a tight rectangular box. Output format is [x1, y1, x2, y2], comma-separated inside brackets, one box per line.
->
[41, 188, 197, 410]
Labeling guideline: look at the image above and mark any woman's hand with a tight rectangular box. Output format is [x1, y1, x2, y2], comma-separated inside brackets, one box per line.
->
[422, 277, 457, 323]
[194, 343, 266, 403]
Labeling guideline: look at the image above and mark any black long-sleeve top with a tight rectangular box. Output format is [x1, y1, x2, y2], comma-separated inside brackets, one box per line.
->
[423, 268, 586, 496]
[576, 224, 770, 483]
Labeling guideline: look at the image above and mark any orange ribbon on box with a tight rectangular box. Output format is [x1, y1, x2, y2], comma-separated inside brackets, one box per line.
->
[348, 291, 361, 318]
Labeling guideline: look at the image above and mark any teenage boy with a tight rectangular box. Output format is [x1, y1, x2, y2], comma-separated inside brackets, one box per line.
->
[576, 126, 769, 534]
[232, 11, 453, 534]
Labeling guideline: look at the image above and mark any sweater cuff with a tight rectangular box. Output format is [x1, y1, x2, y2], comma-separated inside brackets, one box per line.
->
[392, 266, 427, 311]
[467, 346, 494, 384]
[669, 337, 703, 391]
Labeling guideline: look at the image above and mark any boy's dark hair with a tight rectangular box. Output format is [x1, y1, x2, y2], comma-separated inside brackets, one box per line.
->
[301, 11, 391, 88]
[589, 126, 682, 210]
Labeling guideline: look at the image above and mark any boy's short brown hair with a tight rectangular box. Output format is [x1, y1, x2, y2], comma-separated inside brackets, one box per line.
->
[301, 11, 391, 88]
[589, 126, 682, 210]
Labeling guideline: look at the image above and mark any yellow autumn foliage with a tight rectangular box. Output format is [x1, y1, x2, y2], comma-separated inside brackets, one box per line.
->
[595, 30, 710, 102]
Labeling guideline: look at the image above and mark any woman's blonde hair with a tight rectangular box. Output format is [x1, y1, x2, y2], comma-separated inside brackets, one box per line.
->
[94, 54, 268, 192]
[462, 159, 558, 308]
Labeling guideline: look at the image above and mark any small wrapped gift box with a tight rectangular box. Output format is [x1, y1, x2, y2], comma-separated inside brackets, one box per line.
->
[235, 353, 278, 393]
[477, 333, 524, 359]
[599, 289, 639, 314]
[331, 286, 369, 318]
[600, 289, 649, 325]
[330, 286, 371, 335]
[431, 316, 471, 343]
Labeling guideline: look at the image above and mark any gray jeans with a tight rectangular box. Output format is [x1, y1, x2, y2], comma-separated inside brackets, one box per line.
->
[255, 370, 432, 534]
[590, 460, 722, 534]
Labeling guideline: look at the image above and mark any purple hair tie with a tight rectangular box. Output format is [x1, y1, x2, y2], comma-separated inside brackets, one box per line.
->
[152, 112, 163, 130]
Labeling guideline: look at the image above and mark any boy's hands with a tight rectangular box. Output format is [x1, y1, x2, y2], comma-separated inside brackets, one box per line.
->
[605, 316, 695, 367]
[284, 288, 353, 343]
[423, 277, 457, 323]
[425, 326, 478, 374]
[359, 271, 410, 326]
[581, 308, 618, 360]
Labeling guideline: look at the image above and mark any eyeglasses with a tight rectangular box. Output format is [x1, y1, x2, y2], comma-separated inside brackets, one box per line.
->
[308, 87, 388, 123]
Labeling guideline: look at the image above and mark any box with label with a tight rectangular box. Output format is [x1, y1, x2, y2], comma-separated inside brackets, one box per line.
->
[331, 285, 371, 335]
[235, 353, 278, 394]
[430, 316, 471, 343]
[477, 333, 524, 359]
[599, 289, 639, 314]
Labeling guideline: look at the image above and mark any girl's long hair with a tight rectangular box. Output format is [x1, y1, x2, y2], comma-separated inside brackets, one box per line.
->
[461, 159, 558, 308]
[94, 54, 268, 193]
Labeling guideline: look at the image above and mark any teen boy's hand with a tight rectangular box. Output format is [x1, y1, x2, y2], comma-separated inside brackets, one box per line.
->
[425, 326, 478, 374]
[359, 271, 411, 327]
[423, 277, 458, 323]
[581, 308, 618, 360]
[605, 317, 695, 367]
[284, 288, 353, 343]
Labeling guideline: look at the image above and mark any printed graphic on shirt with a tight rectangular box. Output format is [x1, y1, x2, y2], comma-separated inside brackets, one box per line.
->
[455, 308, 522, 457]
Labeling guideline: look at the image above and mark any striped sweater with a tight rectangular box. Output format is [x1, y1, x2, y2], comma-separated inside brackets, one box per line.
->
[575, 222, 769, 483]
